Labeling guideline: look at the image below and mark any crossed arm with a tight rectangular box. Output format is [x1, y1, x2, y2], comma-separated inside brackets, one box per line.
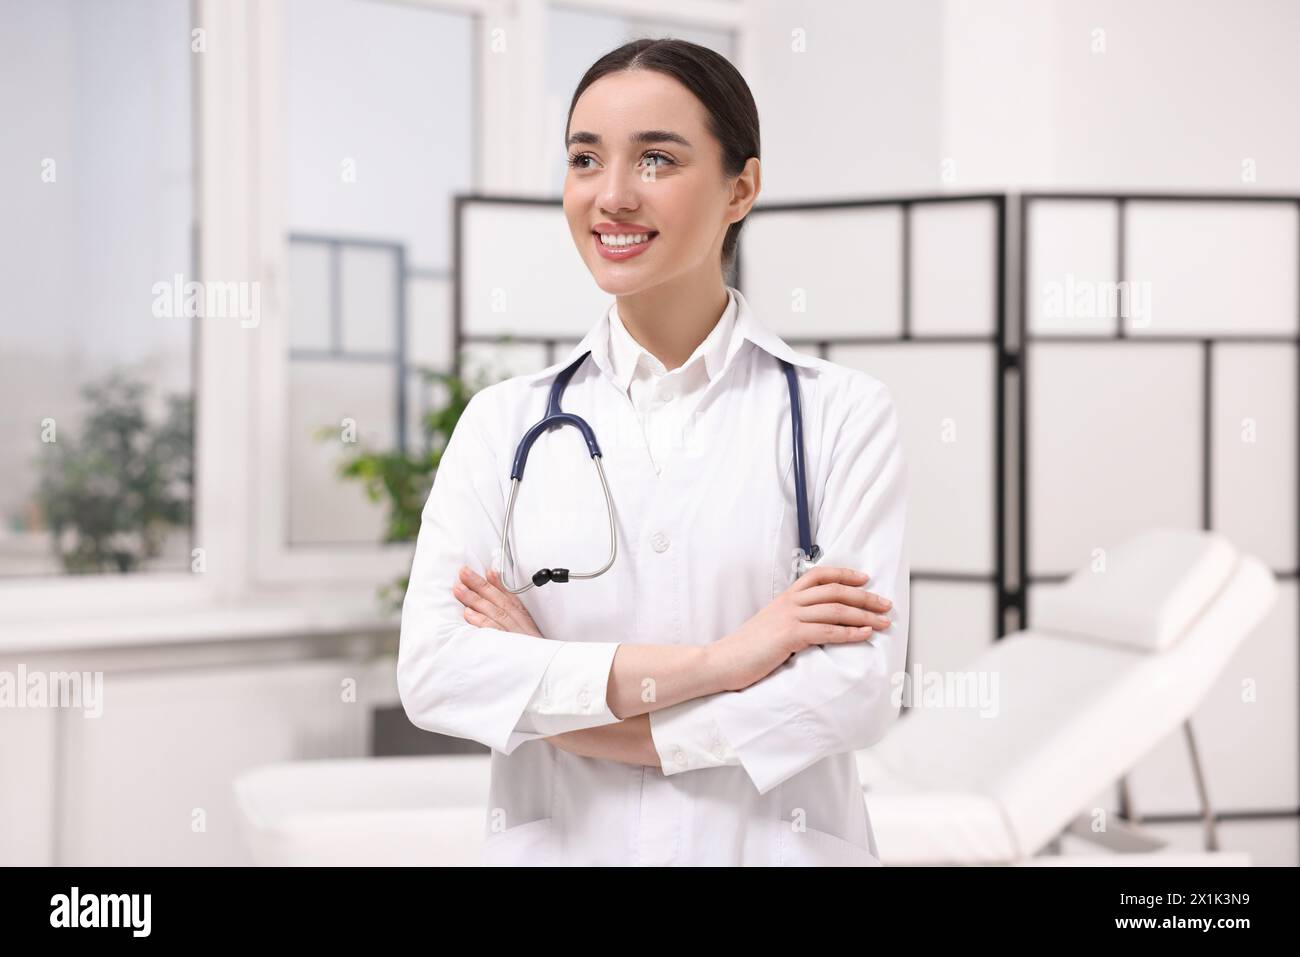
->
[450, 562, 894, 770]
[452, 566, 714, 767]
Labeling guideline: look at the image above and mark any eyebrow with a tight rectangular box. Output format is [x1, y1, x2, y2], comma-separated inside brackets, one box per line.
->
[566, 129, 693, 149]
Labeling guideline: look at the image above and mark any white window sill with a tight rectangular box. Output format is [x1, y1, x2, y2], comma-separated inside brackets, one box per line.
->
[0, 585, 400, 654]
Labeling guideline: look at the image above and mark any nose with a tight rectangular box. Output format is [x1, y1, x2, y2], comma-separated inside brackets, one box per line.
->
[598, 162, 641, 215]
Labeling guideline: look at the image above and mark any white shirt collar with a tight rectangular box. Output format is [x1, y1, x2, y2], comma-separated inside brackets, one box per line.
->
[606, 286, 739, 394]
[523, 285, 820, 387]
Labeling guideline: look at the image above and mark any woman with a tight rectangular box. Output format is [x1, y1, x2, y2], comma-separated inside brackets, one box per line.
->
[398, 38, 909, 866]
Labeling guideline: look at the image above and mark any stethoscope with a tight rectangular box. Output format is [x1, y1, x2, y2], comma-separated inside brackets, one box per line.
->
[498, 350, 822, 594]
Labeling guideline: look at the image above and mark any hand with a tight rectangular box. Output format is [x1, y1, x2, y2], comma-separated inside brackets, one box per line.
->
[451, 565, 545, 638]
[705, 565, 894, 693]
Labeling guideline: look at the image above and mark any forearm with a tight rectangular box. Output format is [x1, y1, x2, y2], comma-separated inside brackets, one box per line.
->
[605, 643, 725, 720]
[546, 713, 662, 767]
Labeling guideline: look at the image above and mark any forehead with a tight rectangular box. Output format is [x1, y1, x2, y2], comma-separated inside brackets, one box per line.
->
[569, 69, 708, 139]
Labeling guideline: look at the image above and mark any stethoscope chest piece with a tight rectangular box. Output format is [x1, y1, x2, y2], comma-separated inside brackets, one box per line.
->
[790, 544, 823, 584]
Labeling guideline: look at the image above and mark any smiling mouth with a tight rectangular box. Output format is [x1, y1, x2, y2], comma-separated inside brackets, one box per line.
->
[592, 230, 659, 259]
[593, 230, 658, 244]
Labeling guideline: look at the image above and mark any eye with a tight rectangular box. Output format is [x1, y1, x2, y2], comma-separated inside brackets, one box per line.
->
[566, 150, 675, 171]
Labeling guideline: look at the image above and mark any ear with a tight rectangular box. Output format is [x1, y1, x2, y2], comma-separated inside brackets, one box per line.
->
[728, 156, 762, 223]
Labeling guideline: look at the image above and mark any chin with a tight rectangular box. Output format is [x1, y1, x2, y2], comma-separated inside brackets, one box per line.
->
[589, 267, 657, 297]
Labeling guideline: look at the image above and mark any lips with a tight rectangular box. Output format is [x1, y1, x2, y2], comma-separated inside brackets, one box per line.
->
[592, 222, 656, 235]
[592, 229, 658, 261]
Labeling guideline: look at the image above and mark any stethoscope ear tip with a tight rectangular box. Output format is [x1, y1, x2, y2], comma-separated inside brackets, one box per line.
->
[531, 567, 571, 587]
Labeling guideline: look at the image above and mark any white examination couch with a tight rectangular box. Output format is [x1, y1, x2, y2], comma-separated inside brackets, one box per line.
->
[233, 528, 1276, 866]
[857, 527, 1275, 866]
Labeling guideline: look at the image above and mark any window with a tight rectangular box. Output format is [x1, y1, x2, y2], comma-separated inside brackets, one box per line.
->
[281, 0, 468, 547]
[0, 0, 195, 578]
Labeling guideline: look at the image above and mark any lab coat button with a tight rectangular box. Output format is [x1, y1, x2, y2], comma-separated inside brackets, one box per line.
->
[673, 748, 687, 767]
[651, 532, 670, 553]
[578, 689, 591, 707]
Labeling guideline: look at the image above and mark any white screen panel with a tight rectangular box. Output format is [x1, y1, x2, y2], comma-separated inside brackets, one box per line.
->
[906, 580, 997, 678]
[461, 342, 550, 386]
[1212, 343, 1298, 570]
[1027, 200, 1118, 336]
[829, 343, 995, 575]
[910, 200, 997, 336]
[1028, 343, 1203, 575]
[406, 273, 453, 368]
[1126, 200, 1299, 336]
[461, 203, 608, 337]
[742, 206, 902, 338]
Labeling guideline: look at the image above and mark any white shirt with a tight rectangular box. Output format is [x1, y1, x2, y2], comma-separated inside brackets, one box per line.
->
[397, 284, 910, 866]
[512, 290, 742, 768]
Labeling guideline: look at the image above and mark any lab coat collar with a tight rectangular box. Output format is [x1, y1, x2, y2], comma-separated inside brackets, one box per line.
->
[522, 285, 820, 388]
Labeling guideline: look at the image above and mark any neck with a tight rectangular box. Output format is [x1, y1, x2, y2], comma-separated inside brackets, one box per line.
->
[613, 273, 730, 371]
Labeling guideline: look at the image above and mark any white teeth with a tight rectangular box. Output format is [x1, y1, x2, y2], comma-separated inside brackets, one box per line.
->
[599, 232, 652, 246]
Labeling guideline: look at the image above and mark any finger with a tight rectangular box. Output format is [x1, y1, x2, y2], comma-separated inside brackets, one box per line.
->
[800, 582, 892, 615]
[462, 606, 502, 630]
[473, 568, 538, 631]
[802, 622, 876, 646]
[797, 581, 886, 612]
[793, 565, 869, 591]
[798, 601, 892, 631]
[452, 581, 512, 629]
[458, 568, 512, 614]
[462, 566, 527, 617]
[485, 568, 529, 611]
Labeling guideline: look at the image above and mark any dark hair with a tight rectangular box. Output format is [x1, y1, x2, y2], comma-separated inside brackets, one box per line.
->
[565, 38, 760, 273]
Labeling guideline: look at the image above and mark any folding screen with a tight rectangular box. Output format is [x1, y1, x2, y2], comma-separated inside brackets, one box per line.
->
[1021, 194, 1299, 848]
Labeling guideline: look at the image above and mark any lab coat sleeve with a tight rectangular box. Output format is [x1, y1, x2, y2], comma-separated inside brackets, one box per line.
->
[397, 388, 623, 754]
[514, 641, 623, 735]
[648, 377, 909, 794]
[648, 705, 742, 773]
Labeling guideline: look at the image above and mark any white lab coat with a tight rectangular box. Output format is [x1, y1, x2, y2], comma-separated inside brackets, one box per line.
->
[397, 285, 910, 866]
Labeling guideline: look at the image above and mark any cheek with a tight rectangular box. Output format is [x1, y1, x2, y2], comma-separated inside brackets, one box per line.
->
[654, 182, 719, 250]
[562, 182, 587, 231]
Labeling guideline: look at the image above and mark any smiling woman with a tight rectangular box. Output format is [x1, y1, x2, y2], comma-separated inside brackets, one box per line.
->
[397, 37, 910, 868]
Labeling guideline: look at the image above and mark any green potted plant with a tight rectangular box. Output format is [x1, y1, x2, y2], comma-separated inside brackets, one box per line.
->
[35, 372, 194, 574]
[329, 358, 505, 609]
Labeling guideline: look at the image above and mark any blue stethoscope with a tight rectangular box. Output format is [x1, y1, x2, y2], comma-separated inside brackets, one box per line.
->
[499, 350, 822, 594]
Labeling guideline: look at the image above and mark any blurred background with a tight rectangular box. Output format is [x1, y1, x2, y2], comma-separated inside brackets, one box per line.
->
[0, 0, 1296, 866]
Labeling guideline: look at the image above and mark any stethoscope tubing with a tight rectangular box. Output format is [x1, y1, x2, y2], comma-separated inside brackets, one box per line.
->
[498, 350, 818, 594]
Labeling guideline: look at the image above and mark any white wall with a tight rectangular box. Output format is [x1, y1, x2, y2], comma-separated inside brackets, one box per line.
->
[745, 0, 1300, 195]
[941, 0, 1300, 191]
[746, 0, 946, 199]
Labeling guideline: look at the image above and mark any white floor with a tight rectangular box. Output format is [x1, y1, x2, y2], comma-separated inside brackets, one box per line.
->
[1049, 817, 1298, 866]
